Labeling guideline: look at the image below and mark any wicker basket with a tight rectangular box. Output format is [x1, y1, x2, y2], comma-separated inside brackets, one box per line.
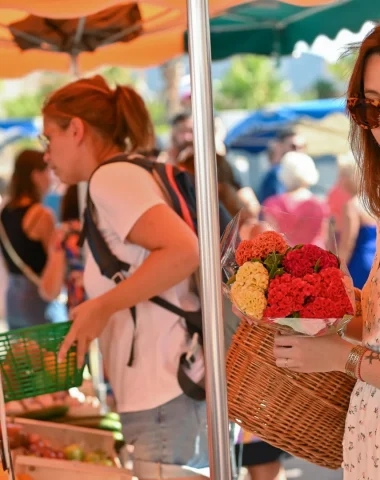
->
[226, 319, 356, 470]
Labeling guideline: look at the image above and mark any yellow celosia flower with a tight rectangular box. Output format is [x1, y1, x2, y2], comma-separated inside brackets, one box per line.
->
[235, 261, 269, 291]
[231, 284, 267, 320]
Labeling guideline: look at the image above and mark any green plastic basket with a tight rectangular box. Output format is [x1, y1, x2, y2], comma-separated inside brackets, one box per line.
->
[0, 321, 84, 402]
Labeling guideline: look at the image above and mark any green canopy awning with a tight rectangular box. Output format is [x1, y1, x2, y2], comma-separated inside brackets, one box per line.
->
[185, 0, 377, 60]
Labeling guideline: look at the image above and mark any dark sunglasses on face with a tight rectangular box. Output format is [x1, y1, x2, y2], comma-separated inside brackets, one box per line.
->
[347, 96, 380, 130]
[38, 134, 50, 152]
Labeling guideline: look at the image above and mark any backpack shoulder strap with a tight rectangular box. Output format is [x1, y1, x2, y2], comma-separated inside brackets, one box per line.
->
[78, 154, 142, 279]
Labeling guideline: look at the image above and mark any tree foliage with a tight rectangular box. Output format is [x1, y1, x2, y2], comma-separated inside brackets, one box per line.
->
[214, 55, 293, 110]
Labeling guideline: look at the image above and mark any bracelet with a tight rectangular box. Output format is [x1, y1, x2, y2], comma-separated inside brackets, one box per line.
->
[345, 345, 368, 379]
[357, 348, 367, 382]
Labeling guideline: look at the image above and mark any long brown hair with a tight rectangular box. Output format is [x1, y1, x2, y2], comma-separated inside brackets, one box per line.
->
[8, 149, 47, 207]
[348, 26, 380, 217]
[60, 185, 80, 222]
[42, 75, 155, 152]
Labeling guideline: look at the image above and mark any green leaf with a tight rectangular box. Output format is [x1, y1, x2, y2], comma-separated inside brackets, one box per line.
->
[314, 258, 321, 273]
[288, 311, 301, 318]
[273, 268, 285, 278]
[269, 264, 278, 279]
[227, 275, 236, 285]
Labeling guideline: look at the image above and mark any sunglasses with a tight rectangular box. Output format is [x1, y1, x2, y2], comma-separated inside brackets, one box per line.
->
[38, 133, 50, 152]
[347, 96, 380, 129]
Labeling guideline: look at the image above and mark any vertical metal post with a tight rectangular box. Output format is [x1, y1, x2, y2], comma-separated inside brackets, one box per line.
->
[186, 1, 232, 479]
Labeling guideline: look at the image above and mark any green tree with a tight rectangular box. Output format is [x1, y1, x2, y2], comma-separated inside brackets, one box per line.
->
[100, 66, 135, 87]
[1, 73, 69, 118]
[301, 78, 340, 100]
[0, 68, 167, 134]
[214, 55, 293, 110]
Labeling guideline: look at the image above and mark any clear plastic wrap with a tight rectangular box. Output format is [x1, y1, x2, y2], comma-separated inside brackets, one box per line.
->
[221, 211, 355, 336]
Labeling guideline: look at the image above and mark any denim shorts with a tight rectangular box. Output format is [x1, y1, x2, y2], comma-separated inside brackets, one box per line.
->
[120, 394, 209, 478]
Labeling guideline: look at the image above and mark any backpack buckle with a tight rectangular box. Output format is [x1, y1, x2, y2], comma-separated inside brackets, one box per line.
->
[185, 333, 199, 367]
[112, 272, 125, 284]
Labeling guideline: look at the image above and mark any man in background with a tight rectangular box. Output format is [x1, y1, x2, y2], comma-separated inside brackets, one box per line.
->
[159, 112, 193, 164]
[258, 130, 307, 204]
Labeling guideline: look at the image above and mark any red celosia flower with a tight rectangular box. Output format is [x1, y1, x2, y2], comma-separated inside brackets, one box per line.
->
[300, 296, 352, 319]
[283, 244, 338, 277]
[264, 273, 314, 318]
[300, 268, 354, 318]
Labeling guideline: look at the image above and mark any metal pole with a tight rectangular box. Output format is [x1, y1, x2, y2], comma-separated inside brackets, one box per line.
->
[186, 1, 232, 479]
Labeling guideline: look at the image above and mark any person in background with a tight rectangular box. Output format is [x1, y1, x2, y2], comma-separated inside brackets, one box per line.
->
[40, 185, 85, 312]
[262, 151, 329, 248]
[159, 112, 193, 164]
[258, 130, 306, 204]
[160, 112, 228, 165]
[176, 147, 260, 224]
[338, 159, 376, 289]
[0, 150, 55, 329]
[327, 152, 356, 241]
[235, 429, 288, 480]
[41, 75, 208, 480]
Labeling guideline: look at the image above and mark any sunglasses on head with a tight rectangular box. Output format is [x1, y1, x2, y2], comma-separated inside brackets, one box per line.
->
[347, 96, 380, 129]
[38, 134, 50, 152]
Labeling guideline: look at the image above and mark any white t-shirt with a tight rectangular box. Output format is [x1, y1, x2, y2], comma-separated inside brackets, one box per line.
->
[84, 162, 204, 413]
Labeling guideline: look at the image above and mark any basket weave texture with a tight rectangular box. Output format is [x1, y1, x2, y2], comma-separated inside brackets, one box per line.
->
[226, 319, 356, 470]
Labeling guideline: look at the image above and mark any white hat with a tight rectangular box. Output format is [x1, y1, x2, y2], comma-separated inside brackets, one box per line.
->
[279, 151, 319, 190]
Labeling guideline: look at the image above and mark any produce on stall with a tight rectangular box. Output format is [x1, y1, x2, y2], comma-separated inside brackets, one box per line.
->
[5, 418, 132, 479]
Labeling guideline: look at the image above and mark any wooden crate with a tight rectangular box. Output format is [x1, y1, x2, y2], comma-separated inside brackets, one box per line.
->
[15, 456, 134, 480]
[10, 417, 116, 458]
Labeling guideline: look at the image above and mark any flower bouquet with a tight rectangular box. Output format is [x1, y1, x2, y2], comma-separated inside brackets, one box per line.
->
[222, 215, 357, 470]
[222, 217, 355, 336]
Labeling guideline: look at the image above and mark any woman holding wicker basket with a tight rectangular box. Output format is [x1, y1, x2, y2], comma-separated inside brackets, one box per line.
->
[271, 26, 380, 479]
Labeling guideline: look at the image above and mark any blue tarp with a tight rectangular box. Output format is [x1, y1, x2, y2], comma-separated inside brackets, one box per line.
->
[225, 98, 347, 154]
[0, 118, 40, 150]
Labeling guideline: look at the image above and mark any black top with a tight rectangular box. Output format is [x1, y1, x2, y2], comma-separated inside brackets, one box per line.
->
[0, 204, 47, 275]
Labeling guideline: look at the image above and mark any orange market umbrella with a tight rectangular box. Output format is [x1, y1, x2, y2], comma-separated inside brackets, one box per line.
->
[0, 0, 343, 78]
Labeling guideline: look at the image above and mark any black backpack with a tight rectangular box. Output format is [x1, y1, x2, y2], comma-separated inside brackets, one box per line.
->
[79, 154, 232, 401]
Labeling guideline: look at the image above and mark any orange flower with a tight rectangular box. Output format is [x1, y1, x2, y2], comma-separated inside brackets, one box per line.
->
[235, 231, 288, 266]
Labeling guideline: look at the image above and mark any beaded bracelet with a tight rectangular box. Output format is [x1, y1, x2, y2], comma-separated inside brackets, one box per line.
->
[345, 345, 368, 379]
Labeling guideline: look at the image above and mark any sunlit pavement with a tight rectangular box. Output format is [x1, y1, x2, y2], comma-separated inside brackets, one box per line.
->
[283, 457, 343, 480]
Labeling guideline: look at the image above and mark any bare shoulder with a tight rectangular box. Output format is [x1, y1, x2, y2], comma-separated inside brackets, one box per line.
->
[23, 204, 55, 241]
[344, 196, 360, 214]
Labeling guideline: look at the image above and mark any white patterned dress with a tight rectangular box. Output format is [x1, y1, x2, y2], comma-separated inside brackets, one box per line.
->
[343, 225, 380, 479]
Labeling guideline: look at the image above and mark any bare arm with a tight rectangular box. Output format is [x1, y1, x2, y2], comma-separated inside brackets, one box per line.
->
[58, 203, 199, 366]
[39, 230, 66, 301]
[96, 203, 199, 314]
[339, 200, 360, 265]
[237, 187, 260, 219]
[23, 204, 55, 252]
[342, 288, 363, 343]
[342, 313, 363, 343]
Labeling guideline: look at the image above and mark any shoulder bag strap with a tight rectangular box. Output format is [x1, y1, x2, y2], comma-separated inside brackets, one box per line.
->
[0, 217, 41, 287]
